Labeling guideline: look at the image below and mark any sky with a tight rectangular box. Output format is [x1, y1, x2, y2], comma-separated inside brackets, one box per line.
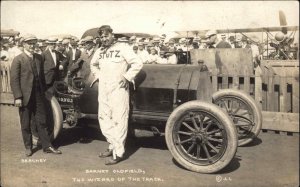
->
[1, 1, 299, 39]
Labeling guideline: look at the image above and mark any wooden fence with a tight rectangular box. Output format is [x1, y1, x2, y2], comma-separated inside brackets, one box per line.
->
[210, 63, 299, 113]
[209, 60, 299, 133]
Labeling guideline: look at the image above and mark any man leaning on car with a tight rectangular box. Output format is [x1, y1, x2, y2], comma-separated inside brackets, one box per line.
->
[90, 25, 143, 165]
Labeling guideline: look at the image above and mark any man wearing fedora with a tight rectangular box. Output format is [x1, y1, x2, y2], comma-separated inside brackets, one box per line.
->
[10, 34, 62, 156]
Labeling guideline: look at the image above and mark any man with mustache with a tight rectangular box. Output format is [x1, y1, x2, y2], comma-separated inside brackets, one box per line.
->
[10, 34, 62, 156]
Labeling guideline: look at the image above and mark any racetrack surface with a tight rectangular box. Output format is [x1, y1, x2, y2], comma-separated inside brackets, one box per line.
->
[1, 105, 299, 187]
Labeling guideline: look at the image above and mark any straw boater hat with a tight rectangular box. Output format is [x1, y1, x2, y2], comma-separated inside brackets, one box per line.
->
[46, 37, 58, 44]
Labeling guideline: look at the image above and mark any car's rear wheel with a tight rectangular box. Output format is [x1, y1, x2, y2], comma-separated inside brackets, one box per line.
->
[212, 89, 262, 146]
[165, 101, 237, 173]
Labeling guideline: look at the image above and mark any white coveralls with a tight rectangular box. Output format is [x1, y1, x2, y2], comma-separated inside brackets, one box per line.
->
[90, 42, 143, 158]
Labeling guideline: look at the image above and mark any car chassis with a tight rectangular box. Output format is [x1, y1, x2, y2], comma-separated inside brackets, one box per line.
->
[47, 49, 262, 173]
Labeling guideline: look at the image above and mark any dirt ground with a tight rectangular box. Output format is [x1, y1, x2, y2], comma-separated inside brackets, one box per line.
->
[0, 105, 299, 187]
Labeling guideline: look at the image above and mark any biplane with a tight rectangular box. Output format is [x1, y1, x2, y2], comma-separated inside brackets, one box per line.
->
[172, 10, 299, 60]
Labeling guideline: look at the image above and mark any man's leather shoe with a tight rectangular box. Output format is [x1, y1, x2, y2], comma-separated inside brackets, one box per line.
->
[25, 149, 32, 157]
[105, 156, 123, 165]
[43, 147, 62, 154]
[99, 149, 113, 158]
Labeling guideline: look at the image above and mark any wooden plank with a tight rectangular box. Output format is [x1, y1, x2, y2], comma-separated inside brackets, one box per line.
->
[286, 76, 293, 113]
[273, 75, 280, 112]
[233, 75, 239, 89]
[279, 70, 288, 112]
[244, 75, 250, 94]
[254, 67, 262, 110]
[262, 111, 299, 132]
[222, 75, 228, 89]
[261, 67, 268, 111]
[292, 68, 299, 113]
[267, 68, 275, 111]
[191, 48, 254, 76]
[211, 68, 218, 93]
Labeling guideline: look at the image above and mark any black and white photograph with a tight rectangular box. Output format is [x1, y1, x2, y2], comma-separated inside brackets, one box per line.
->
[0, 1, 299, 187]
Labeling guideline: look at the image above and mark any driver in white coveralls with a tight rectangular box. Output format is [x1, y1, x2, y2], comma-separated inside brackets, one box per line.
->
[90, 25, 143, 165]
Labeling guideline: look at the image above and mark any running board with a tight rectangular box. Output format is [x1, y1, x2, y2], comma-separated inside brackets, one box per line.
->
[78, 110, 171, 122]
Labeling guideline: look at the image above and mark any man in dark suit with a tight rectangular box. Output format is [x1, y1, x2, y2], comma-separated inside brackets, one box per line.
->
[42, 37, 63, 89]
[205, 30, 232, 49]
[69, 36, 96, 79]
[10, 34, 62, 156]
[55, 39, 70, 79]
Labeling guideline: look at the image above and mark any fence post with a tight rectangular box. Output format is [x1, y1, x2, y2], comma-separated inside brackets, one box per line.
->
[292, 68, 299, 113]
[279, 69, 287, 112]
[267, 67, 275, 111]
[255, 66, 262, 110]
[273, 75, 280, 112]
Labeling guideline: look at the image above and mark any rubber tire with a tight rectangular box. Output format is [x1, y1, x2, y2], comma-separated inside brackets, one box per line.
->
[212, 89, 262, 146]
[165, 101, 238, 174]
[46, 95, 63, 140]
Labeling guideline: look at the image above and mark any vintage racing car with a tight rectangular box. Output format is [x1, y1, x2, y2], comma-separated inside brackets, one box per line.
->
[46, 48, 262, 173]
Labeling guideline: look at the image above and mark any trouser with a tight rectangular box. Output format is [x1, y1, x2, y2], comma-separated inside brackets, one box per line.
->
[98, 82, 129, 158]
[31, 118, 39, 140]
[19, 89, 52, 150]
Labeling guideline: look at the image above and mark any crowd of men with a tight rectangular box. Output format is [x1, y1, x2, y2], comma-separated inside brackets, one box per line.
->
[0, 27, 262, 164]
[1, 29, 261, 74]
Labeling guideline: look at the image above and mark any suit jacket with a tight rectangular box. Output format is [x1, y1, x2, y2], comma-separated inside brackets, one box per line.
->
[67, 48, 81, 71]
[56, 51, 69, 78]
[69, 48, 95, 79]
[42, 49, 60, 87]
[10, 52, 46, 106]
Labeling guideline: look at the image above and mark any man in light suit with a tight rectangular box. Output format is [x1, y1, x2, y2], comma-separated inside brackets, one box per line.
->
[10, 34, 62, 156]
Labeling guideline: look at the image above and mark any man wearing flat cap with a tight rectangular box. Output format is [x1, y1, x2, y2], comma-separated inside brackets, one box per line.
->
[205, 30, 231, 48]
[10, 34, 62, 156]
[90, 25, 143, 165]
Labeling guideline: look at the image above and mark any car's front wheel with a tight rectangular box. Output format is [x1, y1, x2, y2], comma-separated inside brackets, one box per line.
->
[165, 101, 238, 173]
[45, 95, 63, 140]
